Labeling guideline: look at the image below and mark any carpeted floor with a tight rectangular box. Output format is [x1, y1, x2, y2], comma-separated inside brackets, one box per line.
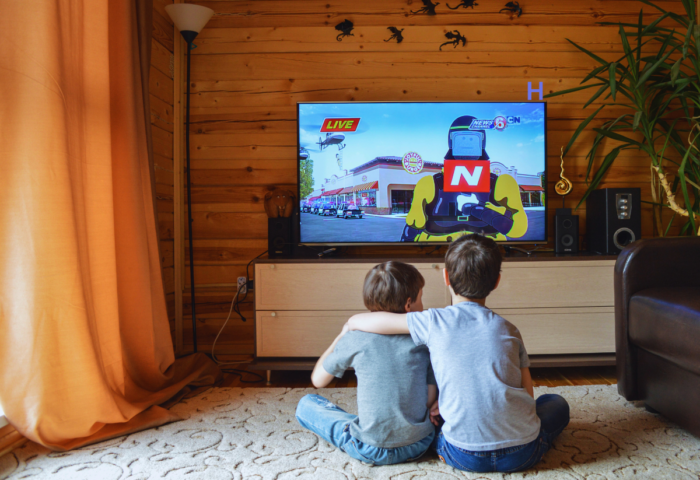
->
[2, 385, 699, 479]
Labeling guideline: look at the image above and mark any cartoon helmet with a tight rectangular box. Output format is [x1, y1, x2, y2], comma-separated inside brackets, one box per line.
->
[445, 115, 489, 160]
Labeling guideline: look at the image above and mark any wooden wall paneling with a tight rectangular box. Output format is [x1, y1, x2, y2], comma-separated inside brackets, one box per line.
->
[153, 7, 175, 51]
[180, 0, 683, 355]
[193, 25, 628, 54]
[150, 65, 174, 105]
[189, 238, 269, 264]
[151, 94, 174, 133]
[196, 1, 685, 28]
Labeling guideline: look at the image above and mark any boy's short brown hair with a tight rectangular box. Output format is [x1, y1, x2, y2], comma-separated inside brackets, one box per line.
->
[363, 261, 425, 313]
[445, 234, 502, 299]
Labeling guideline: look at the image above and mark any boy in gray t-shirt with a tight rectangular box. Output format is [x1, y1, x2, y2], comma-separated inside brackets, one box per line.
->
[295, 262, 437, 465]
[347, 235, 570, 473]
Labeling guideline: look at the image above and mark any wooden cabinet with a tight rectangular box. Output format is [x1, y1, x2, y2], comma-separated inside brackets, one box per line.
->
[490, 260, 614, 309]
[254, 256, 617, 366]
[256, 310, 363, 357]
[255, 262, 448, 311]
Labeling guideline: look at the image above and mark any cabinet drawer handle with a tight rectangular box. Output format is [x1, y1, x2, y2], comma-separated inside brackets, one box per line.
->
[432, 264, 439, 269]
[271, 312, 276, 317]
[270, 265, 275, 269]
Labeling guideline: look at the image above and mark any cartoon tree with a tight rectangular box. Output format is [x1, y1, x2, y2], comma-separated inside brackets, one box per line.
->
[299, 158, 315, 198]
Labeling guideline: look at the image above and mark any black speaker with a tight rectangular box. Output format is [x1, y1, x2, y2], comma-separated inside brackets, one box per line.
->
[555, 208, 579, 254]
[268, 217, 293, 258]
[586, 188, 641, 254]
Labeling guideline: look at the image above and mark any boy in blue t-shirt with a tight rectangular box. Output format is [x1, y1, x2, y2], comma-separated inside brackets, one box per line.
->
[296, 261, 437, 465]
[347, 234, 570, 473]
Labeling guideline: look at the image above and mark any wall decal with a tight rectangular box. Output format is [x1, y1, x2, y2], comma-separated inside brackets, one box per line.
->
[411, 0, 440, 16]
[384, 27, 405, 43]
[335, 19, 355, 41]
[447, 0, 478, 9]
[500, 1, 522, 17]
[440, 30, 467, 50]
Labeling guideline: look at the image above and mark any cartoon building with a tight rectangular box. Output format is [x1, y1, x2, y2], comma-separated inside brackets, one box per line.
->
[303, 157, 544, 216]
[302, 156, 443, 215]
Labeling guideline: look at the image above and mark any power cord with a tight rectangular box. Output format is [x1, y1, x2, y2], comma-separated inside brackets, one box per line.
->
[209, 250, 269, 383]
[209, 284, 264, 383]
[232, 250, 268, 322]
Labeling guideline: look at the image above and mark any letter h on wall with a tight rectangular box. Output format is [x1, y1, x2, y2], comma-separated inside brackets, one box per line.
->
[528, 82, 543, 100]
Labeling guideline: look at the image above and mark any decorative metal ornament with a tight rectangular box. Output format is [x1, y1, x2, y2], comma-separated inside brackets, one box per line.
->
[335, 19, 354, 41]
[440, 30, 467, 51]
[447, 0, 478, 9]
[411, 0, 440, 16]
[555, 147, 573, 196]
[500, 1, 522, 17]
[385, 27, 404, 43]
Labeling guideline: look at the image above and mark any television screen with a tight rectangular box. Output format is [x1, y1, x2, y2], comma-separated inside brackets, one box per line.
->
[297, 102, 547, 245]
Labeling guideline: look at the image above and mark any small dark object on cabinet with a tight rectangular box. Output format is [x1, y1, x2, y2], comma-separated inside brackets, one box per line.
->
[500, 1, 522, 17]
[411, 0, 440, 16]
[264, 189, 295, 218]
[385, 27, 404, 43]
[555, 208, 579, 254]
[440, 30, 467, 50]
[447, 0, 478, 9]
[335, 19, 354, 41]
[586, 188, 641, 255]
[268, 217, 293, 258]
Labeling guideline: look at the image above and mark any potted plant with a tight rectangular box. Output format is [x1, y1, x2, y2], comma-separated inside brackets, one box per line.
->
[545, 0, 700, 236]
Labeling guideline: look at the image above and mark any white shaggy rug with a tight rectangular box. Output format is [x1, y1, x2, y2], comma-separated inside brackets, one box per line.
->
[2, 385, 700, 479]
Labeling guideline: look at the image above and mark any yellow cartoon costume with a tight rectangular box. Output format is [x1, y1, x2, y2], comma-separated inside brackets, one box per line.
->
[400, 115, 528, 242]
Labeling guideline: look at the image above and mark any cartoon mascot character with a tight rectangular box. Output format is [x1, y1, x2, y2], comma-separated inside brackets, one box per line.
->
[400, 115, 528, 242]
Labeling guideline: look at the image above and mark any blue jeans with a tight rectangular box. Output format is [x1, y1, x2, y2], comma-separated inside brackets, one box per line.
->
[434, 394, 570, 473]
[295, 394, 435, 465]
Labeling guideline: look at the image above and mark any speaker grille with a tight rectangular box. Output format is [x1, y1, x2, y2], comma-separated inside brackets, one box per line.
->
[613, 227, 636, 250]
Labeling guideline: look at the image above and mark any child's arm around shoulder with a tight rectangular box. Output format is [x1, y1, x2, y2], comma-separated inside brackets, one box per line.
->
[346, 311, 410, 335]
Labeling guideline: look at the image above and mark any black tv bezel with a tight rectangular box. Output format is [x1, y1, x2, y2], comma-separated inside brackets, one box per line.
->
[296, 101, 548, 246]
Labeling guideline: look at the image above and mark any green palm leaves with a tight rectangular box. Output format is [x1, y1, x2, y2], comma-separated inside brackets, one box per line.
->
[545, 0, 700, 236]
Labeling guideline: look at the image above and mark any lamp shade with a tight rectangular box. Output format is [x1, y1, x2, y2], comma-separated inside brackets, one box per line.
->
[165, 4, 214, 34]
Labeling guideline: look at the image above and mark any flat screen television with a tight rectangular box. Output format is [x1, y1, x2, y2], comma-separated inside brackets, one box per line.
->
[297, 102, 547, 245]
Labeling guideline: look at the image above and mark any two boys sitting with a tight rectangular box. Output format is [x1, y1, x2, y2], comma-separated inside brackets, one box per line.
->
[296, 234, 570, 473]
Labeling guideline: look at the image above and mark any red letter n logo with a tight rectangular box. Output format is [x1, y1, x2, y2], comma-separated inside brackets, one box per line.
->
[443, 160, 491, 192]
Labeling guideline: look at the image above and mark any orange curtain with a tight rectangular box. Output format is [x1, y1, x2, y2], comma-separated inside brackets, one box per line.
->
[0, 1, 221, 450]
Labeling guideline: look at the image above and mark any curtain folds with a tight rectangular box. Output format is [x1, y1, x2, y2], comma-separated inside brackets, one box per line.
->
[0, 1, 221, 450]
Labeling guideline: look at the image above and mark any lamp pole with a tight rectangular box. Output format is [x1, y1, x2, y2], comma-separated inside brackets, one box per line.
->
[184, 34, 196, 352]
[165, 4, 214, 354]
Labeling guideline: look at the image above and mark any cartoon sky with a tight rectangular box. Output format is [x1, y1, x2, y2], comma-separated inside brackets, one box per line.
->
[299, 102, 546, 190]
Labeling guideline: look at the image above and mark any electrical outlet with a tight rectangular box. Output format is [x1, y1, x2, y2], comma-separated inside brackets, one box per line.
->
[237, 276, 247, 295]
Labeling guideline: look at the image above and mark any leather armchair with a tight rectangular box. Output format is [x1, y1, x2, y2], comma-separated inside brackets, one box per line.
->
[615, 237, 700, 436]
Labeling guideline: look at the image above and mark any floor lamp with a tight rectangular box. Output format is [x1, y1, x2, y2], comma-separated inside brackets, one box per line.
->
[165, 3, 214, 353]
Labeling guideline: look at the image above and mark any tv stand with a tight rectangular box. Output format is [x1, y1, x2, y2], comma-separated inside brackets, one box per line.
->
[253, 253, 618, 380]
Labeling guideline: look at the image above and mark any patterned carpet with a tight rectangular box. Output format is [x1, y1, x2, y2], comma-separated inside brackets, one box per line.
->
[2, 385, 700, 479]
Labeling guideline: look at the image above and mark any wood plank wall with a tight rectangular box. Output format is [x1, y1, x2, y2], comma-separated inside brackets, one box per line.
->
[151, 0, 177, 330]
[182, 0, 687, 355]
